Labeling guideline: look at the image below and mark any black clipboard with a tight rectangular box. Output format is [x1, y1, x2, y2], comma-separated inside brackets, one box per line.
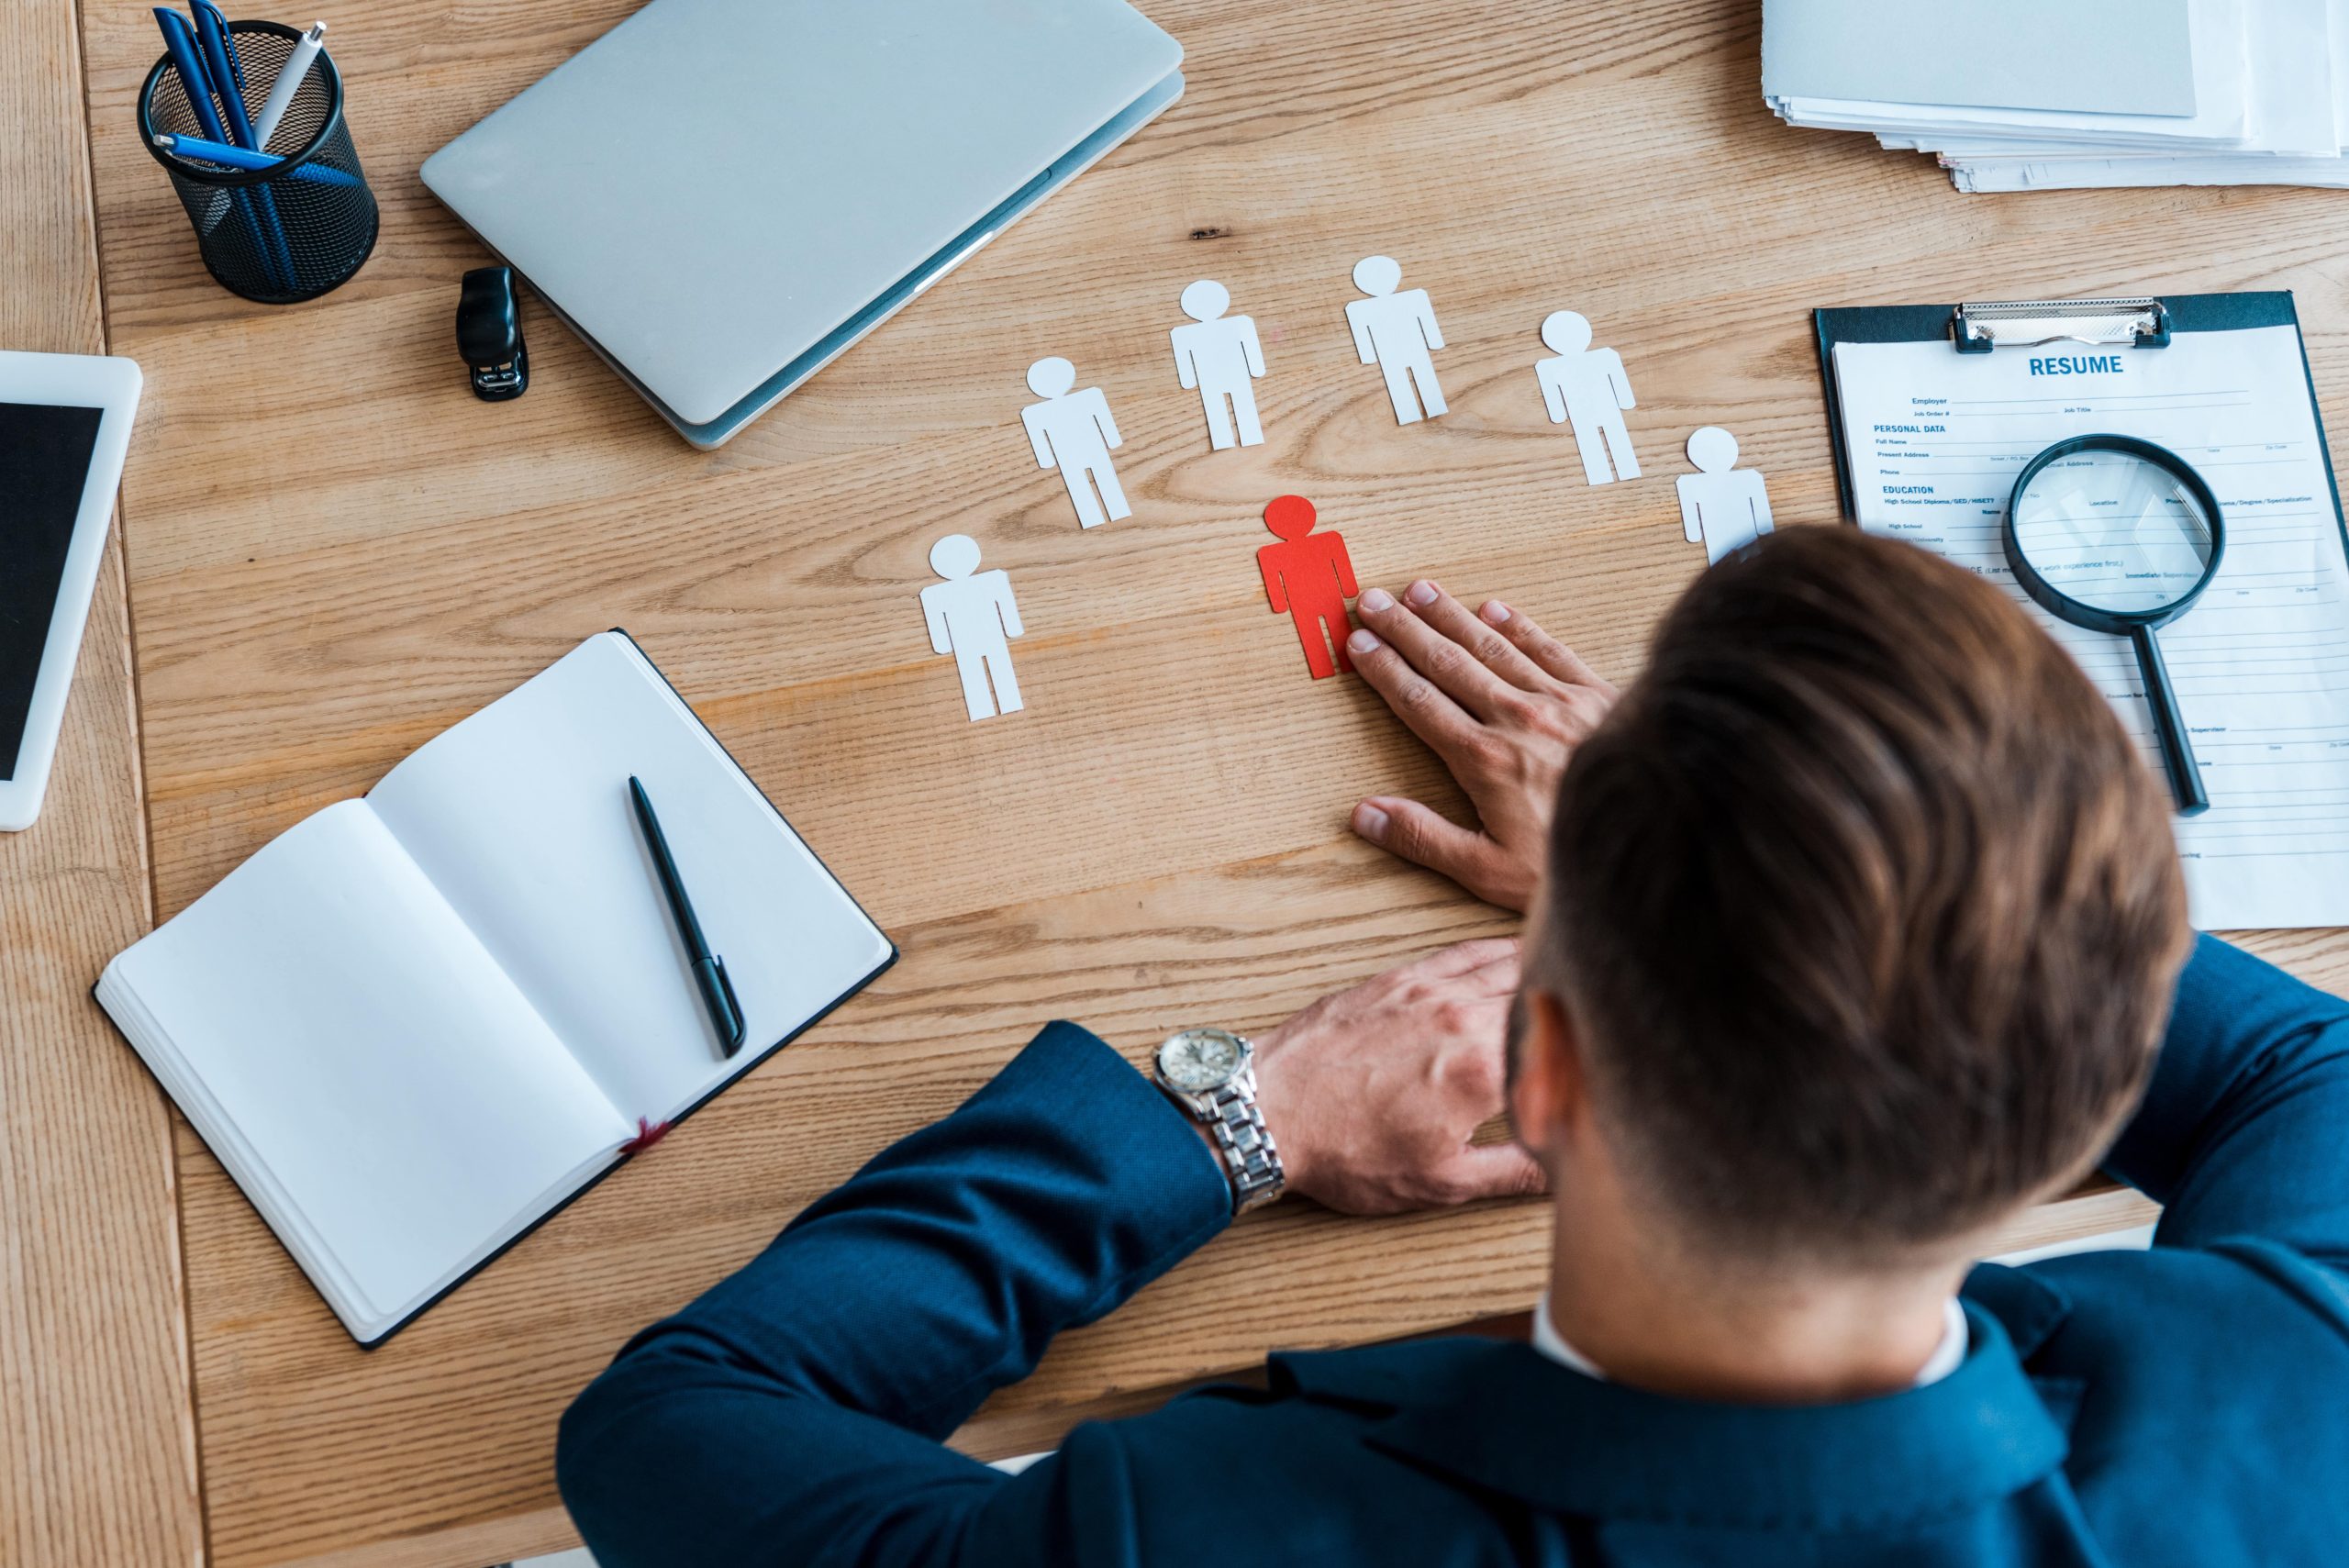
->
[1812, 292, 2349, 565]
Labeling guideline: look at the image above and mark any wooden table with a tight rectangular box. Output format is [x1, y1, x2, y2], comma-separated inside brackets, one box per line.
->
[0, 0, 201, 1563]
[23, 0, 2349, 1562]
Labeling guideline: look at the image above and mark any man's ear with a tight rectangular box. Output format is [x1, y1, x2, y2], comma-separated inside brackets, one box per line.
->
[1508, 987, 1586, 1159]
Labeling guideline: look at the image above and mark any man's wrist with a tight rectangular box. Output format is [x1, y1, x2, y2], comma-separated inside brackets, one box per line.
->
[1246, 1023, 1312, 1196]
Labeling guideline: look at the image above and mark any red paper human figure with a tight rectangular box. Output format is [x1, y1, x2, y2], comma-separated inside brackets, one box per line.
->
[1258, 495, 1359, 679]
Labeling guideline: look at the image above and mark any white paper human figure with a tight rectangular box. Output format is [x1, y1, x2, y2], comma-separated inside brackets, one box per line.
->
[920, 534, 1025, 722]
[1020, 357, 1130, 528]
[1169, 279, 1267, 450]
[1345, 256, 1447, 426]
[1535, 311, 1641, 485]
[1676, 428, 1775, 564]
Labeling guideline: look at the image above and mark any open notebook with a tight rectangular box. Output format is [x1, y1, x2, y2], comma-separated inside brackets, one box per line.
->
[97, 632, 895, 1344]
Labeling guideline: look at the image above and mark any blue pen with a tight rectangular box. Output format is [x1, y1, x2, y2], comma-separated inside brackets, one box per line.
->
[187, 3, 297, 290]
[153, 7, 285, 290]
[192, 0, 244, 92]
[151, 132, 362, 188]
[151, 12, 232, 150]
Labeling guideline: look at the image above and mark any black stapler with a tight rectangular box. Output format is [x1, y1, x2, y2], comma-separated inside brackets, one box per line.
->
[456, 265, 529, 401]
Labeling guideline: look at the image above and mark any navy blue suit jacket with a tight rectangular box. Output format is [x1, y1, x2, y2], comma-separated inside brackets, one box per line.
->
[560, 936, 2349, 1564]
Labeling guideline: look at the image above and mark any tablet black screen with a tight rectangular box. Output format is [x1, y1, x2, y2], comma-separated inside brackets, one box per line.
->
[1, 402, 104, 780]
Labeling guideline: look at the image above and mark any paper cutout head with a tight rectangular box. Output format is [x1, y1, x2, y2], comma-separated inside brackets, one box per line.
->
[1264, 494, 1318, 540]
[1687, 427, 1739, 473]
[929, 533, 983, 579]
[1026, 356, 1077, 398]
[1541, 310, 1593, 355]
[1179, 279, 1231, 322]
[1352, 255, 1402, 296]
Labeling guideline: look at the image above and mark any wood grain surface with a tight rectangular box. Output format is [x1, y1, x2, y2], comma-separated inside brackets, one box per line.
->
[0, 0, 203, 1562]
[49, 0, 2349, 1562]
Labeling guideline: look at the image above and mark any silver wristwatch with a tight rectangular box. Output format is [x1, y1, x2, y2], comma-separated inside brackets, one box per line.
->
[1152, 1029, 1286, 1215]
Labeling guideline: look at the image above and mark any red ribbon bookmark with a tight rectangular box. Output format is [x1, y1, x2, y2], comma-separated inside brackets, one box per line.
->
[621, 1116, 673, 1154]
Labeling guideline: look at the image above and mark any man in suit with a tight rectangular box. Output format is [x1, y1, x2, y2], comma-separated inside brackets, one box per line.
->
[560, 527, 2349, 1565]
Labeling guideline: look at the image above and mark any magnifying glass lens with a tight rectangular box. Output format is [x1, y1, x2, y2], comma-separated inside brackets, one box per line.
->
[2003, 437, 2224, 817]
[2010, 448, 2216, 617]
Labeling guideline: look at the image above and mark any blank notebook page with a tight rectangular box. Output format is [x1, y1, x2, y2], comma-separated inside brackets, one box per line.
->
[366, 633, 893, 1122]
[104, 800, 630, 1322]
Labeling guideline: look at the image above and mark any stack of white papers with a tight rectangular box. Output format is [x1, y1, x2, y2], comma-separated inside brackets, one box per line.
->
[1765, 0, 2349, 193]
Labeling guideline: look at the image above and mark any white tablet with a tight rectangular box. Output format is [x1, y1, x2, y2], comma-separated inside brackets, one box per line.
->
[0, 350, 141, 832]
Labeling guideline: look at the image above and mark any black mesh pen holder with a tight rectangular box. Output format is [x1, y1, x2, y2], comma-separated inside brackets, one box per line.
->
[138, 21, 377, 305]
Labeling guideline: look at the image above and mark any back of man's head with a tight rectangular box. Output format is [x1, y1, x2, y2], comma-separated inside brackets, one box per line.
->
[1537, 527, 2192, 1264]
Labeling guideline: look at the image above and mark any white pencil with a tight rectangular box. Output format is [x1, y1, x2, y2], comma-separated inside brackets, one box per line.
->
[250, 22, 327, 150]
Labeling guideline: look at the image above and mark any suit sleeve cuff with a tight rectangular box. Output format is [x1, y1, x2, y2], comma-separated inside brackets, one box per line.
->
[974, 1019, 1237, 1250]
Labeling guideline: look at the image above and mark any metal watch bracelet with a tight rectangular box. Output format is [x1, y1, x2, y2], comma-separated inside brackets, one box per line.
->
[1200, 1067, 1284, 1214]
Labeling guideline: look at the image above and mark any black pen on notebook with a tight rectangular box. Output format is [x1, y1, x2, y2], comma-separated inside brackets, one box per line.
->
[628, 775, 747, 1058]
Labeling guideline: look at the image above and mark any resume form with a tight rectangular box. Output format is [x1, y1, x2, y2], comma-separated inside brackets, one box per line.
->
[1831, 327, 2349, 929]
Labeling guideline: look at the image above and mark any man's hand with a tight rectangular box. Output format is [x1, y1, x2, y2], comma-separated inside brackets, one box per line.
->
[1344, 582, 1619, 912]
[1251, 939, 1542, 1215]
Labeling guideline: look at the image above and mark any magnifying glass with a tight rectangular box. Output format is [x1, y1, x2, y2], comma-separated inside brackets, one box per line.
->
[2003, 434, 2225, 817]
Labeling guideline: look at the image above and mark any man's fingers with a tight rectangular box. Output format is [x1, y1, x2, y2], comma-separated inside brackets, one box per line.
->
[1413, 939, 1523, 996]
[1353, 796, 1531, 912]
[1388, 932, 1520, 982]
[1442, 1143, 1549, 1204]
[1475, 599, 1615, 694]
[1463, 946, 1524, 996]
[1352, 796, 1506, 891]
[1354, 586, 1520, 721]
[1399, 581, 1553, 694]
[1345, 624, 1482, 756]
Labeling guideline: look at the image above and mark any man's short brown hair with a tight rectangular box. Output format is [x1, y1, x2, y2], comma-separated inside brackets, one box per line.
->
[1539, 527, 2192, 1261]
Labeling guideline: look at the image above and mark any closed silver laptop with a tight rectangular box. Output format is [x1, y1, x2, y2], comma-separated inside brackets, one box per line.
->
[421, 0, 1183, 448]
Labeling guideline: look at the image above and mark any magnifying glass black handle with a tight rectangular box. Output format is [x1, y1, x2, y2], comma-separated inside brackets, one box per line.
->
[2131, 624, 2209, 817]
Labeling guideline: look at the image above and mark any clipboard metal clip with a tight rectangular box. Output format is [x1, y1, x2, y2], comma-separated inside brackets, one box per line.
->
[1952, 296, 2172, 355]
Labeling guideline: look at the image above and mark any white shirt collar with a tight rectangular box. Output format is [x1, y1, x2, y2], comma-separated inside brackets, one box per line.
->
[1532, 1294, 1970, 1389]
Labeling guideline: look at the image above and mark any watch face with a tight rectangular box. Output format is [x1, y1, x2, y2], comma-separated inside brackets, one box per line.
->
[1159, 1029, 1245, 1093]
